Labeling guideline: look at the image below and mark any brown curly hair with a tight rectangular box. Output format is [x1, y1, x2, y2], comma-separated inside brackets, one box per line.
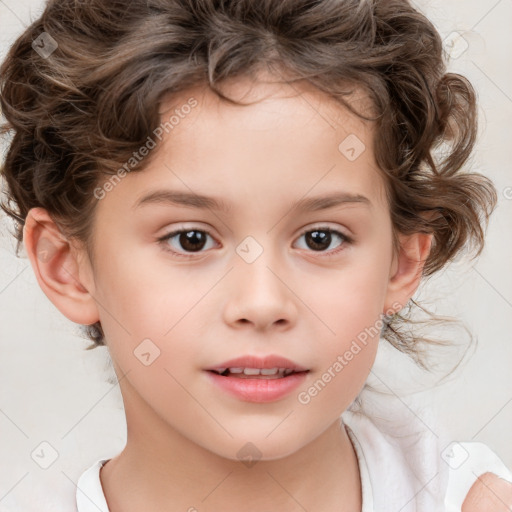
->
[0, 0, 497, 364]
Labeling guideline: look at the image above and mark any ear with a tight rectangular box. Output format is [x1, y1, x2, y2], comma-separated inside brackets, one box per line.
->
[383, 231, 433, 315]
[23, 207, 99, 325]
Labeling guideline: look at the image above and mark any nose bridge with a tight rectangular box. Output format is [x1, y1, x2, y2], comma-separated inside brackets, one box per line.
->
[223, 233, 296, 330]
[237, 233, 286, 298]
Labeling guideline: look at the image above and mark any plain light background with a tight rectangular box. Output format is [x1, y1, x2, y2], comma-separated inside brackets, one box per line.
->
[0, 0, 511, 509]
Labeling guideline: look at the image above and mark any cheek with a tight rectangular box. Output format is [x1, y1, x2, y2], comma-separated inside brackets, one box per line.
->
[92, 248, 211, 374]
[299, 247, 391, 381]
[93, 242, 184, 330]
[306, 253, 390, 338]
[294, 281, 383, 420]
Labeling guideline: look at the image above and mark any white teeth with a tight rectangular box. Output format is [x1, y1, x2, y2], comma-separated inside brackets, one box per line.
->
[223, 367, 294, 376]
[243, 368, 261, 375]
[260, 368, 279, 375]
[212, 367, 298, 376]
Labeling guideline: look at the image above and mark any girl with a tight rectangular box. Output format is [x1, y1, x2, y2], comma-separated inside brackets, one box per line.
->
[1, 0, 511, 510]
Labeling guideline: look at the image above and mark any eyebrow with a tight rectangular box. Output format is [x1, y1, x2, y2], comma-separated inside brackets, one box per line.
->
[133, 189, 372, 213]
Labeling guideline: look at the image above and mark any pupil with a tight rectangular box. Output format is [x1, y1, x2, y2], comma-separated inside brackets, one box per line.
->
[180, 231, 206, 252]
[307, 230, 330, 251]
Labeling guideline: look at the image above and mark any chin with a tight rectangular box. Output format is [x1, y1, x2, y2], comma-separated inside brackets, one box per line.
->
[206, 433, 311, 464]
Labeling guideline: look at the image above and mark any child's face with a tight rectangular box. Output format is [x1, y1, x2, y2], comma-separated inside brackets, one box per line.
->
[69, 77, 412, 460]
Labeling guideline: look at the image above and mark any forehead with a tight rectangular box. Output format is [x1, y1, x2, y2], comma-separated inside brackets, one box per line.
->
[96, 74, 388, 219]
[161, 73, 376, 140]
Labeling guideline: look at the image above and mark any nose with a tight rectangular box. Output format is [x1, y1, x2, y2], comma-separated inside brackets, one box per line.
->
[222, 251, 298, 332]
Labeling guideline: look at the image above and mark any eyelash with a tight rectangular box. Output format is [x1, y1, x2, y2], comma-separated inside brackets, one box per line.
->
[157, 226, 353, 259]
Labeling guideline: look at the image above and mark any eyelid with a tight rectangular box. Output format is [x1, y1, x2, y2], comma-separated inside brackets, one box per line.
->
[296, 223, 352, 238]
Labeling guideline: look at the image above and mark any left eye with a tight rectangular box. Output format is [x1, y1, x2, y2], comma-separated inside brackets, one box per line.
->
[294, 227, 350, 255]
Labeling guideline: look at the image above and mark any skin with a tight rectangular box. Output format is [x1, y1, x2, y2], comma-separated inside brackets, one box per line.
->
[462, 472, 512, 512]
[24, 74, 508, 511]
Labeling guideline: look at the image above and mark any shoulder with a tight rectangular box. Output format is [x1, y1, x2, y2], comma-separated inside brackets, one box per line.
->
[462, 472, 512, 512]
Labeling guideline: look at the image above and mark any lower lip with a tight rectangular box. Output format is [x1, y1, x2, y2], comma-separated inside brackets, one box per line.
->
[204, 371, 309, 403]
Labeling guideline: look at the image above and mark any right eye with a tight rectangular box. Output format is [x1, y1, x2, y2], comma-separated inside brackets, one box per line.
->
[157, 228, 218, 258]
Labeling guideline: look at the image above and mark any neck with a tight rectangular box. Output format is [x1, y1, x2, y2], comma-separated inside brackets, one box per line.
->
[100, 379, 362, 512]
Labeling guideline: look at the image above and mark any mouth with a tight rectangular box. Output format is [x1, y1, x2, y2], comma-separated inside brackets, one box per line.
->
[204, 363, 310, 403]
[207, 367, 310, 379]
[204, 354, 310, 381]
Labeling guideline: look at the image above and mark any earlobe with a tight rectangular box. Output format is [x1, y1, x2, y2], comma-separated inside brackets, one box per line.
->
[23, 207, 99, 325]
[383, 232, 433, 315]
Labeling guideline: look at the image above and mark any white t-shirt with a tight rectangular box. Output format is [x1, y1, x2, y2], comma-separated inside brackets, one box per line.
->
[75, 407, 512, 512]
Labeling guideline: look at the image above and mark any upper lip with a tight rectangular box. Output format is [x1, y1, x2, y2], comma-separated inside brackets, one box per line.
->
[204, 354, 309, 372]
